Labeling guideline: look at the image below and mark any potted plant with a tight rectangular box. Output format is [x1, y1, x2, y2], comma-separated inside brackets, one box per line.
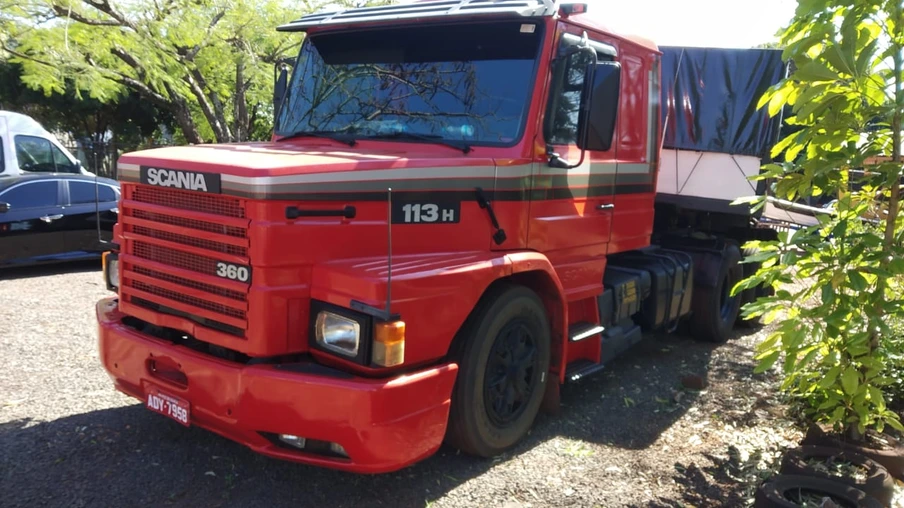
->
[734, 0, 904, 482]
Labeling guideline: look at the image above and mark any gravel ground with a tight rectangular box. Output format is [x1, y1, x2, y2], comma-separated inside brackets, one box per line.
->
[0, 262, 804, 508]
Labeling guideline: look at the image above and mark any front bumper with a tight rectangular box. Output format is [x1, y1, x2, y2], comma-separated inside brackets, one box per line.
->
[96, 297, 459, 474]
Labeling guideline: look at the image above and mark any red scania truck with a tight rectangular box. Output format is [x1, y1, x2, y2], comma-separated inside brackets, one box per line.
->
[96, 0, 787, 473]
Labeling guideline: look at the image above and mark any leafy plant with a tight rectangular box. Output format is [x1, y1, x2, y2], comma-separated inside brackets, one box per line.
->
[734, 0, 904, 440]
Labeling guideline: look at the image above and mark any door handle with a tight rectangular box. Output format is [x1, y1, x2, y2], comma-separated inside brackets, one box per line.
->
[39, 214, 63, 223]
[596, 204, 615, 211]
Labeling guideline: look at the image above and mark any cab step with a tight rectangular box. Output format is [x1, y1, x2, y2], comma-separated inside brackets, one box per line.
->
[569, 322, 605, 342]
[565, 359, 606, 382]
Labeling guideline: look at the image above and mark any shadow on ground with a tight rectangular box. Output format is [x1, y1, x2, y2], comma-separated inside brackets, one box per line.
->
[0, 326, 764, 508]
[0, 259, 101, 281]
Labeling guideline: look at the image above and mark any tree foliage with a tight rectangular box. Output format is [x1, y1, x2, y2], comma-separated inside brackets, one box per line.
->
[0, 60, 170, 145]
[0, 0, 329, 144]
[737, 0, 904, 438]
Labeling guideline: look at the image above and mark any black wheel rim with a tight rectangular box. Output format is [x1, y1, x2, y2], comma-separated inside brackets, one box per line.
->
[484, 320, 538, 427]
[719, 272, 737, 321]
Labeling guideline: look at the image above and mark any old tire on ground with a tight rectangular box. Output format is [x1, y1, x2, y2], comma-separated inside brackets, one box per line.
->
[779, 445, 895, 506]
[803, 425, 904, 481]
[754, 474, 884, 508]
[444, 283, 551, 458]
[689, 242, 743, 343]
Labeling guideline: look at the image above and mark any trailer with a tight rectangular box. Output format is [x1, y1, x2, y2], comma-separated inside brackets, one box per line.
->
[95, 0, 787, 473]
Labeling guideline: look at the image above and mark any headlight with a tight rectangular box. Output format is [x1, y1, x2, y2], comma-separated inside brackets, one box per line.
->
[315, 311, 360, 357]
[102, 252, 119, 291]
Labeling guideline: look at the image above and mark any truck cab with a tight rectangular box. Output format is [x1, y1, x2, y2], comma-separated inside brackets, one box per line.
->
[95, 0, 782, 474]
[0, 110, 92, 177]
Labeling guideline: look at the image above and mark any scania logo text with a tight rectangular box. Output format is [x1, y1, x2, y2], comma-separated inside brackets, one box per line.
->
[145, 168, 209, 192]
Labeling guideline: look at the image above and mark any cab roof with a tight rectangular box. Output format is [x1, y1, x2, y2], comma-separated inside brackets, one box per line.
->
[277, 0, 658, 52]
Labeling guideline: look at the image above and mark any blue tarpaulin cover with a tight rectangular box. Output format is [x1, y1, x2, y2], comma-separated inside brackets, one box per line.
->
[659, 46, 788, 158]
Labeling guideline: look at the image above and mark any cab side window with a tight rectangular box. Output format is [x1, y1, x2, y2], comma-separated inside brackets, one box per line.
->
[544, 48, 594, 146]
[0, 137, 5, 173]
[15, 136, 57, 173]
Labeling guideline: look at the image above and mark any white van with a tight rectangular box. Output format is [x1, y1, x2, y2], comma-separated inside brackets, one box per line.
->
[0, 110, 94, 177]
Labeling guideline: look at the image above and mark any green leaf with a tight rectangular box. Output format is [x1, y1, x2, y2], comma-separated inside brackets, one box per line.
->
[886, 415, 904, 432]
[831, 406, 846, 423]
[818, 366, 842, 389]
[795, 60, 840, 82]
[848, 270, 869, 291]
[767, 83, 794, 116]
[868, 386, 886, 412]
[841, 367, 860, 396]
[755, 350, 781, 374]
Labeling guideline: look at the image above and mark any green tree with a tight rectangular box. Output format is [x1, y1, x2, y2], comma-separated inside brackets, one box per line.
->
[0, 60, 170, 143]
[1, 0, 314, 144]
[737, 0, 904, 439]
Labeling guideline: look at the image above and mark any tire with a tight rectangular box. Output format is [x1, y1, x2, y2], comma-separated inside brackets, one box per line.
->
[689, 243, 743, 343]
[754, 474, 884, 508]
[780, 446, 895, 506]
[444, 283, 551, 458]
[803, 425, 904, 481]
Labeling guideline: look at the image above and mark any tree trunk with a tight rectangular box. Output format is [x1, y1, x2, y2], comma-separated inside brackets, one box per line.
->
[885, 34, 902, 249]
[160, 82, 203, 144]
[184, 72, 230, 143]
[234, 58, 248, 142]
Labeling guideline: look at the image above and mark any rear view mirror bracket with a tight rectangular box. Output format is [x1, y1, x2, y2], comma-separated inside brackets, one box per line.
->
[273, 59, 294, 119]
[546, 44, 598, 170]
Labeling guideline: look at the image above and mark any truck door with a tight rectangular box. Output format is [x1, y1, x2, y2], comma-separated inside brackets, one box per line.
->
[528, 27, 619, 263]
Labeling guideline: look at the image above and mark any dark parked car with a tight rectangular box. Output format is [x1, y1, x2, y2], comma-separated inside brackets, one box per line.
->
[0, 173, 119, 267]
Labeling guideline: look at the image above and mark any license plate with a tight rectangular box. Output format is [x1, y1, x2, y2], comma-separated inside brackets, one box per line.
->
[146, 386, 190, 427]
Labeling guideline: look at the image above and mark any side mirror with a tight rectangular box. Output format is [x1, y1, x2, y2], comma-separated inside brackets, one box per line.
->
[273, 62, 291, 117]
[0, 202, 10, 213]
[577, 61, 621, 152]
[72, 160, 83, 174]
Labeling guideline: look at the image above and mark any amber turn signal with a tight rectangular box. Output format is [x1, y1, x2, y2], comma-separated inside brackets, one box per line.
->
[372, 321, 405, 367]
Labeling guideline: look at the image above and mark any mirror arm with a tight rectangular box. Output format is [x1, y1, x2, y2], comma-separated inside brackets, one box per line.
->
[546, 44, 598, 170]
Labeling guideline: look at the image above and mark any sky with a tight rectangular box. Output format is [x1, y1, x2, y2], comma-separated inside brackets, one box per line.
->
[589, 0, 799, 48]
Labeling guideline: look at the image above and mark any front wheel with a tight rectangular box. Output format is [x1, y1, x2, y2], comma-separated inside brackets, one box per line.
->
[444, 284, 551, 458]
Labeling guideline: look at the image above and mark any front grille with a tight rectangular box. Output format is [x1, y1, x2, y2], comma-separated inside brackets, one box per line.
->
[131, 297, 246, 337]
[132, 209, 246, 238]
[121, 184, 250, 337]
[133, 241, 225, 276]
[132, 280, 246, 320]
[134, 266, 246, 301]
[133, 186, 245, 218]
[132, 225, 247, 257]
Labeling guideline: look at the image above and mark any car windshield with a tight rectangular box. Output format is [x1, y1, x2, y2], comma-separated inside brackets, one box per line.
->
[274, 20, 543, 146]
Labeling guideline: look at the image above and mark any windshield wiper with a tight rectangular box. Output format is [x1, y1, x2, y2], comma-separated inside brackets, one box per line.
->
[361, 132, 472, 154]
[278, 130, 357, 147]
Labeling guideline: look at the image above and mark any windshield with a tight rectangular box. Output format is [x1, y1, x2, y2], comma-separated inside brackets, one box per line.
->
[274, 21, 544, 146]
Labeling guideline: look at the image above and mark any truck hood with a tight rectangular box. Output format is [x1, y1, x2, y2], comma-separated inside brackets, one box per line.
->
[117, 141, 505, 200]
